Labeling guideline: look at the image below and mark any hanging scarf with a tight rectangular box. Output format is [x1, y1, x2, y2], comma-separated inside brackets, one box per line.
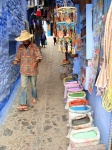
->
[95, 2, 112, 90]
[96, 2, 112, 111]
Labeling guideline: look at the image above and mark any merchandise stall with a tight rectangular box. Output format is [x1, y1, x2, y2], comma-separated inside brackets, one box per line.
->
[58, 0, 112, 149]
[55, 0, 83, 80]
[85, 1, 112, 149]
[55, 0, 77, 79]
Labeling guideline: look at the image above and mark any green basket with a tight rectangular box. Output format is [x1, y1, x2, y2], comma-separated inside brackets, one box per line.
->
[67, 91, 86, 99]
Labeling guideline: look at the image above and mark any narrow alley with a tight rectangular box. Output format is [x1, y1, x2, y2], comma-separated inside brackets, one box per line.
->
[0, 37, 68, 150]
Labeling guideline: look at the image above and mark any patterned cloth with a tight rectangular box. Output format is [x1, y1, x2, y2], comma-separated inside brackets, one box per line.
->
[14, 43, 42, 76]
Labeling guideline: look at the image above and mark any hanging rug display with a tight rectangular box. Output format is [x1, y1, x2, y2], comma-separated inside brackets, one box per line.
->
[96, 2, 112, 111]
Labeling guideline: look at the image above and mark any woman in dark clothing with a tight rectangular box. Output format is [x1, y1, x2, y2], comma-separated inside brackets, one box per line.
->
[34, 25, 42, 52]
[40, 32, 47, 48]
[53, 37, 57, 45]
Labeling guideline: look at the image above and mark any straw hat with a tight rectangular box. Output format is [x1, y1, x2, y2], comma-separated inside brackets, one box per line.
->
[15, 30, 34, 41]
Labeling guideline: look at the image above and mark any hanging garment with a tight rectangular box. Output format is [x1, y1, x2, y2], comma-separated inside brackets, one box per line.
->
[96, 2, 112, 111]
[41, 9, 43, 16]
[38, 18, 42, 27]
[43, 9, 47, 18]
[102, 41, 112, 112]
[95, 2, 112, 89]
[25, 20, 30, 32]
[36, 10, 41, 17]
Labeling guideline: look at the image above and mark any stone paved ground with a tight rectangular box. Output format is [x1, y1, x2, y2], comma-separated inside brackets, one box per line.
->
[0, 37, 69, 150]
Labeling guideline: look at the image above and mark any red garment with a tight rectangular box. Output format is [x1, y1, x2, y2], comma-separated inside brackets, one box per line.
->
[36, 10, 41, 16]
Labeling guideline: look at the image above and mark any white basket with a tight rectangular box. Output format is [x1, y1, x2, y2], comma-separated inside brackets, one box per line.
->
[69, 114, 93, 130]
[68, 127, 100, 149]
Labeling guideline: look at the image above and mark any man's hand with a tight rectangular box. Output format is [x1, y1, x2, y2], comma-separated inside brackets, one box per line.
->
[33, 62, 38, 68]
[12, 60, 17, 65]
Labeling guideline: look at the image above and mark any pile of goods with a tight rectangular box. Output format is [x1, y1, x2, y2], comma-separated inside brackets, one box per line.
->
[62, 76, 106, 150]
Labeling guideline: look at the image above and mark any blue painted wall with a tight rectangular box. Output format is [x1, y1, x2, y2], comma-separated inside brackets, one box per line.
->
[0, 0, 27, 111]
[86, 87, 111, 149]
[86, 0, 112, 149]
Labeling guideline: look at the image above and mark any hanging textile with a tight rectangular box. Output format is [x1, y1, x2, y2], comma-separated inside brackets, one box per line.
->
[88, 0, 103, 94]
[36, 10, 41, 17]
[95, 2, 112, 111]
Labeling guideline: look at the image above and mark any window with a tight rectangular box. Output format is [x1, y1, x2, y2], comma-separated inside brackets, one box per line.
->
[9, 41, 17, 56]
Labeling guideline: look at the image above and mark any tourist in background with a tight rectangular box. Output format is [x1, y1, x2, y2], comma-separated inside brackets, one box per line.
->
[40, 31, 47, 48]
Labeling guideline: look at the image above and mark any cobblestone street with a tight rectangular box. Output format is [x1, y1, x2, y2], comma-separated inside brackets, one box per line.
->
[0, 37, 68, 150]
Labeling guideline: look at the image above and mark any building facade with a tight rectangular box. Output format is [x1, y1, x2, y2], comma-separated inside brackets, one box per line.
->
[0, 0, 27, 110]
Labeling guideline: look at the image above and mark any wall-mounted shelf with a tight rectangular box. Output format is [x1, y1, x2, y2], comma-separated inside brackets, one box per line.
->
[80, 4, 93, 60]
[80, 4, 93, 90]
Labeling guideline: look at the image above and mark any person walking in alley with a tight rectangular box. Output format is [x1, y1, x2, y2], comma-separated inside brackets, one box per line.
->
[34, 25, 43, 53]
[12, 30, 42, 111]
[53, 37, 57, 45]
[40, 31, 47, 48]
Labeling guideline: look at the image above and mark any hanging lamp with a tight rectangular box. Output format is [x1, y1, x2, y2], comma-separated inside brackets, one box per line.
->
[56, 0, 77, 61]
[56, 0, 77, 23]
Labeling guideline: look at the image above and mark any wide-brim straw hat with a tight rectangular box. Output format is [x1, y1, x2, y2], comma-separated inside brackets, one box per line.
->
[15, 30, 34, 41]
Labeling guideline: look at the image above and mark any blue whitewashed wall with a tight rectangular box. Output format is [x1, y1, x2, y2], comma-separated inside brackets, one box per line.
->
[0, 0, 27, 110]
[86, 0, 111, 149]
